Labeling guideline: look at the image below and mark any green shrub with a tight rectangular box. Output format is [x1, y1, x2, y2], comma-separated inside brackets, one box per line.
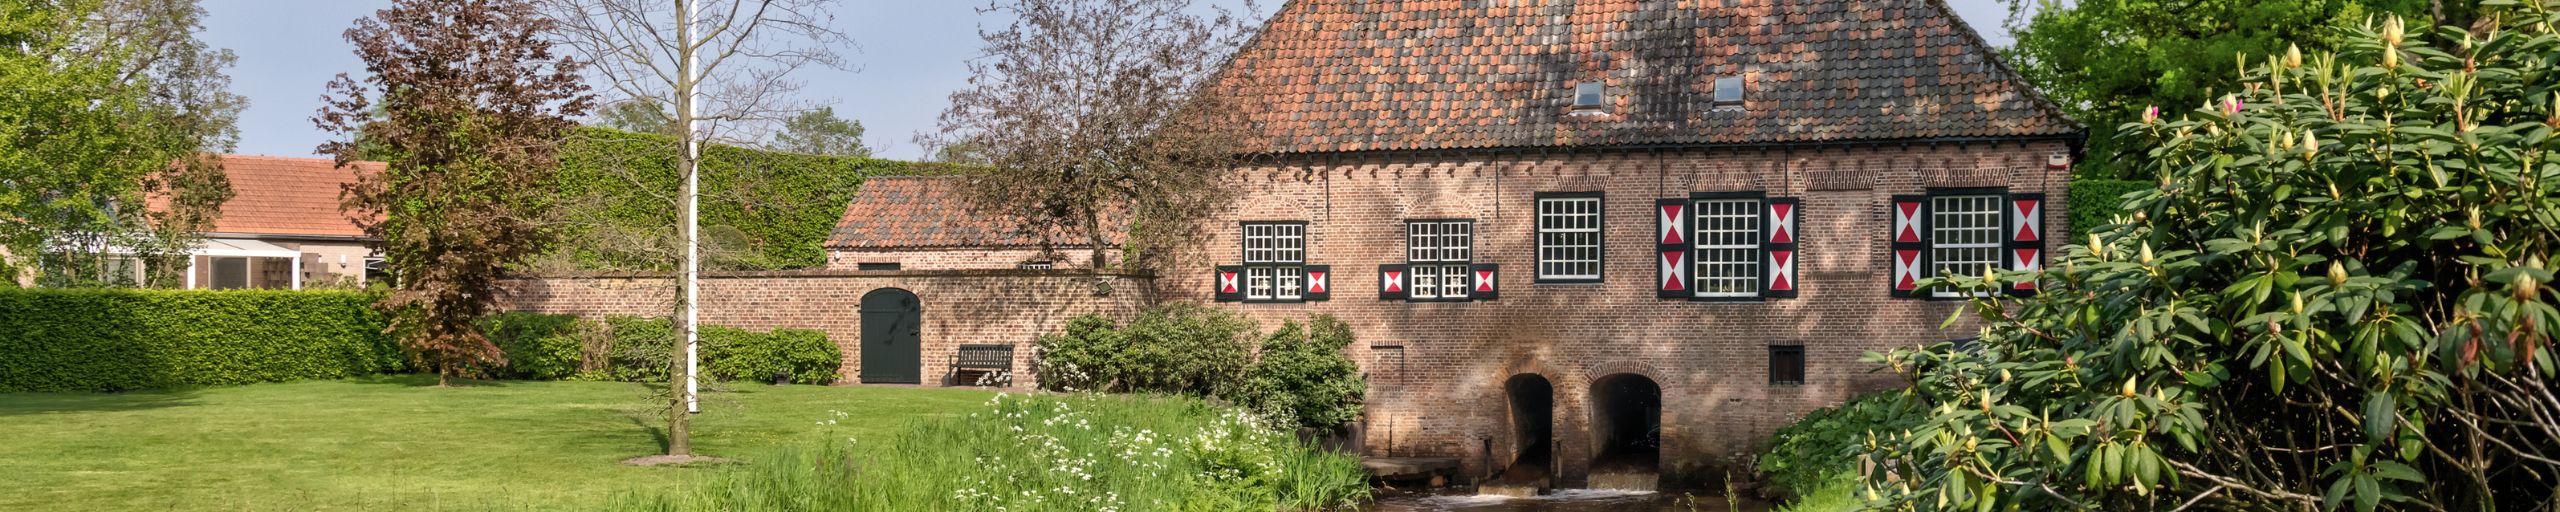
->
[706, 327, 841, 384]
[1775, 473, 1869, 512]
[0, 289, 401, 392]
[1758, 391, 1923, 500]
[2064, 179, 2147, 238]
[1237, 315, 1367, 430]
[613, 394, 1369, 511]
[1035, 303, 1254, 397]
[479, 312, 586, 380]
[602, 316, 675, 382]
[583, 316, 841, 384]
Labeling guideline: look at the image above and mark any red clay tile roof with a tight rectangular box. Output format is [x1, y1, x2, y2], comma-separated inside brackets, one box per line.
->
[826, 176, 1112, 250]
[1222, 0, 2081, 154]
[179, 155, 379, 238]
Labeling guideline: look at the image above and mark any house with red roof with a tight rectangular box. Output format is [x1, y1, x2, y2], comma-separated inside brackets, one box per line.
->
[823, 176, 1115, 271]
[128, 155, 385, 290]
[1150, 0, 2083, 490]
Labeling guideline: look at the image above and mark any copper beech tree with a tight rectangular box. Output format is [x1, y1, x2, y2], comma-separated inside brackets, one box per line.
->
[928, 0, 1265, 272]
[315, 0, 593, 387]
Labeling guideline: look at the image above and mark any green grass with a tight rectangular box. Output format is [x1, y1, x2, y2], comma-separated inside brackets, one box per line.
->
[0, 376, 994, 511]
[616, 393, 1371, 511]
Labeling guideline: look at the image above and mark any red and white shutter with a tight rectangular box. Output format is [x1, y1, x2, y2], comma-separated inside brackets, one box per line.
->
[1657, 198, 1690, 299]
[1763, 197, 1800, 299]
[2004, 193, 2045, 297]
[1303, 265, 1331, 301]
[1214, 265, 1244, 302]
[1378, 264, 1408, 300]
[1890, 195, 1928, 298]
[1468, 263, 1500, 301]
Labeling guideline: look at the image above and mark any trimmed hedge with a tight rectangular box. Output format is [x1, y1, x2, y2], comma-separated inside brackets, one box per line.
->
[0, 289, 401, 392]
[553, 127, 956, 271]
[480, 312, 841, 384]
[2067, 179, 2149, 236]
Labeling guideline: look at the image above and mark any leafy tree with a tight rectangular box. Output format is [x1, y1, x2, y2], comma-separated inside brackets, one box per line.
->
[0, 0, 240, 288]
[315, 0, 593, 387]
[538, 0, 851, 459]
[1860, 6, 2560, 511]
[593, 99, 679, 136]
[770, 106, 870, 157]
[929, 0, 1265, 271]
[2000, 0, 2435, 179]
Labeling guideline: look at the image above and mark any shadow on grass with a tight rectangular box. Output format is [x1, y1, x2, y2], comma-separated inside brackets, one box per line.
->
[341, 373, 516, 388]
[0, 389, 201, 416]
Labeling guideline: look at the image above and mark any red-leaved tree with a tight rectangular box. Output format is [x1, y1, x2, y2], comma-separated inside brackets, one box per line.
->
[315, 0, 594, 386]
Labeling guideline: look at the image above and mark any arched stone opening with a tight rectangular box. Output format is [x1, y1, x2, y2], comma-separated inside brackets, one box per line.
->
[1503, 374, 1555, 475]
[1588, 373, 1662, 485]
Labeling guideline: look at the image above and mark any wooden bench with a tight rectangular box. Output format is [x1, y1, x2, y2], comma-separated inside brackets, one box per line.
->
[950, 344, 1014, 386]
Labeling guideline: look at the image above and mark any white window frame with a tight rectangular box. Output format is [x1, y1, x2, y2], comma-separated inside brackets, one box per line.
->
[1406, 220, 1474, 300]
[1240, 222, 1306, 302]
[1930, 194, 2004, 298]
[1692, 197, 1762, 298]
[1535, 193, 1603, 283]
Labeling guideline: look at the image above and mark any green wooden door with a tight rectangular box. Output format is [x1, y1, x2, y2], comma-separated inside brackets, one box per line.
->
[858, 288, 922, 384]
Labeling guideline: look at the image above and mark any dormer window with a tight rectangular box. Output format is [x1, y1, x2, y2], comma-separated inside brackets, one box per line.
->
[1713, 76, 1745, 109]
[1570, 82, 1608, 114]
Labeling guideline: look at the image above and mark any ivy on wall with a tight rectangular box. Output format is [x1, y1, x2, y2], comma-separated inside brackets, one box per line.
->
[548, 127, 956, 271]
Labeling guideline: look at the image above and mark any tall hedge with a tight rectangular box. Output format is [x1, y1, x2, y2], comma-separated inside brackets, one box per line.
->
[552, 127, 947, 271]
[2066, 179, 2149, 236]
[0, 289, 400, 392]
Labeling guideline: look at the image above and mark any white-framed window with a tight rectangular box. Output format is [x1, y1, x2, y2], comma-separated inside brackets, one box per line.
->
[1930, 194, 2004, 298]
[1535, 193, 1603, 283]
[1406, 220, 1473, 300]
[1693, 197, 1762, 298]
[1241, 222, 1306, 301]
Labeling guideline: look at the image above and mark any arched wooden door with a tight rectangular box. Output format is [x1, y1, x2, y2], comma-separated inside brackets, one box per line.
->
[858, 288, 922, 384]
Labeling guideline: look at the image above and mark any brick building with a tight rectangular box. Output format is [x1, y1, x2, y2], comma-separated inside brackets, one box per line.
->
[504, 176, 1144, 387]
[1158, 0, 2084, 489]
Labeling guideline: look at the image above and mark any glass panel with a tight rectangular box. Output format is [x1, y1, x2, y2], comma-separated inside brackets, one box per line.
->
[1692, 198, 1762, 297]
[1931, 195, 2004, 297]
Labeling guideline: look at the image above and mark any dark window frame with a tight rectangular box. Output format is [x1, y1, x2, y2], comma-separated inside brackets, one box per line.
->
[1403, 218, 1477, 303]
[1532, 191, 1606, 285]
[1238, 221, 1310, 304]
[1924, 187, 2009, 301]
[1688, 191, 1768, 303]
[1768, 345, 1806, 386]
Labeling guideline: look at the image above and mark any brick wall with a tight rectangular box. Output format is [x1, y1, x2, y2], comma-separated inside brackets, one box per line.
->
[825, 248, 1113, 271]
[1158, 141, 2074, 487]
[499, 270, 1154, 388]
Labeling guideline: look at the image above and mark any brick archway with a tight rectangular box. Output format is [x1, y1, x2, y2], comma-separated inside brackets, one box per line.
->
[1583, 362, 1668, 488]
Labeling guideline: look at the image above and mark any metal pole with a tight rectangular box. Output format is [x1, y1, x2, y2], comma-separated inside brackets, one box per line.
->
[681, 0, 701, 415]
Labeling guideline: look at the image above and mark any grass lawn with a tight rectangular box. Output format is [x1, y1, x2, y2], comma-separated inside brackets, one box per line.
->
[0, 376, 995, 511]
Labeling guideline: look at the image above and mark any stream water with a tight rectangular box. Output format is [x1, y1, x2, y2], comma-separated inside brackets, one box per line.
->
[1365, 489, 1774, 512]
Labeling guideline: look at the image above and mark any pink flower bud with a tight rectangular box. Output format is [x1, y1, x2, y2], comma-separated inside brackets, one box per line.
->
[2142, 105, 2160, 124]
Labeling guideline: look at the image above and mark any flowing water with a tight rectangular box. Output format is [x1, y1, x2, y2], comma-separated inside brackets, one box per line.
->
[1365, 489, 1774, 512]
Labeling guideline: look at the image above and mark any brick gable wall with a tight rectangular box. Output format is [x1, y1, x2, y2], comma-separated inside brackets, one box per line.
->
[1159, 141, 2073, 487]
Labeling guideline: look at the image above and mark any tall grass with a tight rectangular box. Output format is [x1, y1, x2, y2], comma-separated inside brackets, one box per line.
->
[616, 393, 1370, 511]
[1773, 473, 1867, 512]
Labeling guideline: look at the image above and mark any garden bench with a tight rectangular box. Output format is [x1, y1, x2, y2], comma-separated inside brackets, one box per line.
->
[950, 344, 1014, 386]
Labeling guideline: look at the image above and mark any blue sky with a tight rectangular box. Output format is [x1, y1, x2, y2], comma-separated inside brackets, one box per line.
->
[202, 0, 2021, 161]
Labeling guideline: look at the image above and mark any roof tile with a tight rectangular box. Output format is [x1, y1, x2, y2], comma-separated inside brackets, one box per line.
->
[1224, 0, 2079, 154]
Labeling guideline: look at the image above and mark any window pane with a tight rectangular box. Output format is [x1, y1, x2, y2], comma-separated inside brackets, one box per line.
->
[1692, 198, 1761, 297]
[1536, 197, 1602, 281]
[1930, 195, 2003, 298]
[1276, 266, 1304, 300]
[1246, 267, 1274, 300]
